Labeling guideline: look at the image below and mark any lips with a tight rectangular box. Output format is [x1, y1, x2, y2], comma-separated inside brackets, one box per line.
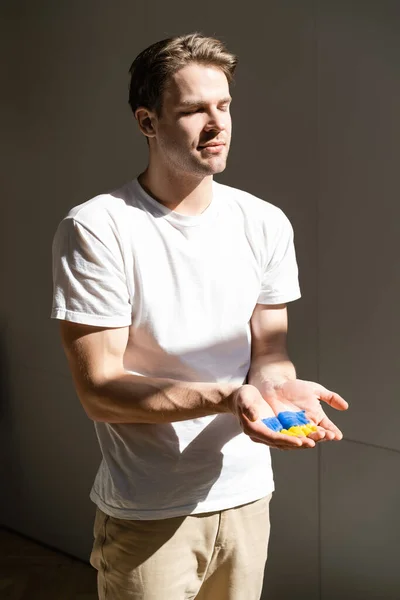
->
[198, 141, 225, 149]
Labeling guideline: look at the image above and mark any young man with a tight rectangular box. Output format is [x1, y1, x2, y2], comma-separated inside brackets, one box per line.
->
[52, 33, 348, 600]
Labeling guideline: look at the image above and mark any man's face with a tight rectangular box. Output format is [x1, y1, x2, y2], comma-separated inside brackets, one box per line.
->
[152, 63, 232, 177]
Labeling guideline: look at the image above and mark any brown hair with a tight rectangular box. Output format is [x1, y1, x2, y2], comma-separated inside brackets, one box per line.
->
[128, 33, 238, 116]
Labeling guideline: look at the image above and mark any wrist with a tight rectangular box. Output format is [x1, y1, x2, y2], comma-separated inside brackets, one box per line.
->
[249, 373, 292, 392]
[219, 383, 241, 414]
[225, 383, 256, 416]
[264, 376, 294, 391]
[248, 355, 296, 389]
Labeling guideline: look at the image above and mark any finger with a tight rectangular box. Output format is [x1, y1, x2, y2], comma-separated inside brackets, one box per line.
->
[277, 431, 316, 448]
[318, 416, 344, 440]
[307, 427, 327, 443]
[241, 405, 260, 422]
[307, 426, 338, 443]
[249, 436, 297, 449]
[249, 436, 314, 450]
[306, 411, 340, 441]
[252, 429, 306, 448]
[242, 412, 319, 449]
[314, 385, 348, 411]
[250, 423, 316, 449]
[242, 416, 304, 448]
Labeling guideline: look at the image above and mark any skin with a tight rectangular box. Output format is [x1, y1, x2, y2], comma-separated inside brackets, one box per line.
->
[60, 62, 348, 450]
[135, 63, 232, 215]
[244, 303, 348, 449]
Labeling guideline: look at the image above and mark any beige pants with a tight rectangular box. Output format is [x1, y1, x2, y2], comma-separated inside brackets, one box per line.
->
[90, 495, 272, 600]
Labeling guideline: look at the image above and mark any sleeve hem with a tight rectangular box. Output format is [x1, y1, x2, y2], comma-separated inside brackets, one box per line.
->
[256, 291, 301, 305]
[51, 308, 132, 328]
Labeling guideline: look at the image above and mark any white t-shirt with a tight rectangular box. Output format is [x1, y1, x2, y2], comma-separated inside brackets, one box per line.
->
[51, 178, 301, 520]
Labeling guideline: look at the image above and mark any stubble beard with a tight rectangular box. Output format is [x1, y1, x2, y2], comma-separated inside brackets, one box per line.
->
[177, 146, 230, 177]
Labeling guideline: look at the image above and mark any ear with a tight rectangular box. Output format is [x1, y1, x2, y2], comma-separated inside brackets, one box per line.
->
[135, 107, 157, 139]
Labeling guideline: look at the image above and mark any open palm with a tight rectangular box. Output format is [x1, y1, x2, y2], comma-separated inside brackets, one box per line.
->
[259, 379, 348, 441]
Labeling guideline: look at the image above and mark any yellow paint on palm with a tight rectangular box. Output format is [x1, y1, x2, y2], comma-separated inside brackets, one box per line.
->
[280, 424, 318, 437]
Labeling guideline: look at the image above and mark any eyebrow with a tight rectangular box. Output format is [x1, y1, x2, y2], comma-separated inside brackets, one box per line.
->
[178, 96, 232, 108]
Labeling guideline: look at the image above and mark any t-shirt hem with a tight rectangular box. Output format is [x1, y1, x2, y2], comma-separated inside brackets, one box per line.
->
[89, 484, 275, 520]
[51, 308, 132, 328]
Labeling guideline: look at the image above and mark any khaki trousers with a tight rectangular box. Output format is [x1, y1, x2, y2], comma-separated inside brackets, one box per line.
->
[90, 494, 272, 600]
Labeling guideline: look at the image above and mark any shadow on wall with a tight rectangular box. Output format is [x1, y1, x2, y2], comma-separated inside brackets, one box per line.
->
[0, 320, 10, 423]
[0, 320, 23, 524]
[0, 318, 101, 557]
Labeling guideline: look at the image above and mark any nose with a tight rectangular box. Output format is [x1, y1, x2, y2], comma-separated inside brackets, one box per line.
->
[204, 108, 227, 132]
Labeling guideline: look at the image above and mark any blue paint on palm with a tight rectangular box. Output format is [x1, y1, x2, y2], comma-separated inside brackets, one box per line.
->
[262, 410, 310, 431]
[277, 410, 309, 428]
[261, 416, 282, 432]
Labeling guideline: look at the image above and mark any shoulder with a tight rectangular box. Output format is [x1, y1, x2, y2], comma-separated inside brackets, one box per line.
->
[53, 180, 139, 253]
[214, 181, 292, 230]
[64, 180, 136, 231]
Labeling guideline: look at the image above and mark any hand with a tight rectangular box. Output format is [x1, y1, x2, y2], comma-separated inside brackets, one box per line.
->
[229, 385, 317, 450]
[257, 379, 349, 442]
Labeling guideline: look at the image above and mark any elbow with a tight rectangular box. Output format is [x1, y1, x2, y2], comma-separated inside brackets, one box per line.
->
[80, 396, 105, 422]
[84, 402, 120, 424]
[77, 387, 114, 423]
[85, 407, 110, 423]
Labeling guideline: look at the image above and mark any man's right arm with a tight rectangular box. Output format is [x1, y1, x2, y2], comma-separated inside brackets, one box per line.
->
[59, 321, 314, 449]
[60, 321, 238, 424]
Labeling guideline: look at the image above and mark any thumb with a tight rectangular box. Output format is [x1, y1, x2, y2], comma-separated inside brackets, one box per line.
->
[238, 385, 263, 422]
[243, 402, 259, 423]
[315, 384, 348, 411]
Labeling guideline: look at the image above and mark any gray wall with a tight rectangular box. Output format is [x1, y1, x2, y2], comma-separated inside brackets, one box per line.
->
[1, 1, 399, 598]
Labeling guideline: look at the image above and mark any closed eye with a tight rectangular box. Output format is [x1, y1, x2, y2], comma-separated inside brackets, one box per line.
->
[181, 108, 205, 116]
[180, 102, 231, 116]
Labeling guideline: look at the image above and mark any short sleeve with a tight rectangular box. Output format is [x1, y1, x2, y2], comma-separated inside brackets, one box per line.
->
[51, 217, 132, 327]
[257, 210, 301, 305]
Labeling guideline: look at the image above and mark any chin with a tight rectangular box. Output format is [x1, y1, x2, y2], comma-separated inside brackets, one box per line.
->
[210, 160, 228, 175]
[203, 156, 228, 173]
[209, 166, 226, 176]
[196, 164, 227, 177]
[182, 154, 228, 177]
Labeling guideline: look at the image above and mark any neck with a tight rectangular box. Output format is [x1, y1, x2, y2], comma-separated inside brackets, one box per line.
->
[138, 161, 213, 216]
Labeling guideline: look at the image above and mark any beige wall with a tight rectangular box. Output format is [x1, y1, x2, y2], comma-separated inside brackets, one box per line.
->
[1, 1, 399, 598]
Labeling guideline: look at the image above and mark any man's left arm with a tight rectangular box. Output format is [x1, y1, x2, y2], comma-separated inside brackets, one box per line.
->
[248, 303, 349, 441]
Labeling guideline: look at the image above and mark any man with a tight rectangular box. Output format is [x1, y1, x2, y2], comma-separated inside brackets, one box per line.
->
[52, 33, 348, 600]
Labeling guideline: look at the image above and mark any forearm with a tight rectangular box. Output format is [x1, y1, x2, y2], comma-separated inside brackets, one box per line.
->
[78, 372, 238, 424]
[247, 351, 296, 391]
